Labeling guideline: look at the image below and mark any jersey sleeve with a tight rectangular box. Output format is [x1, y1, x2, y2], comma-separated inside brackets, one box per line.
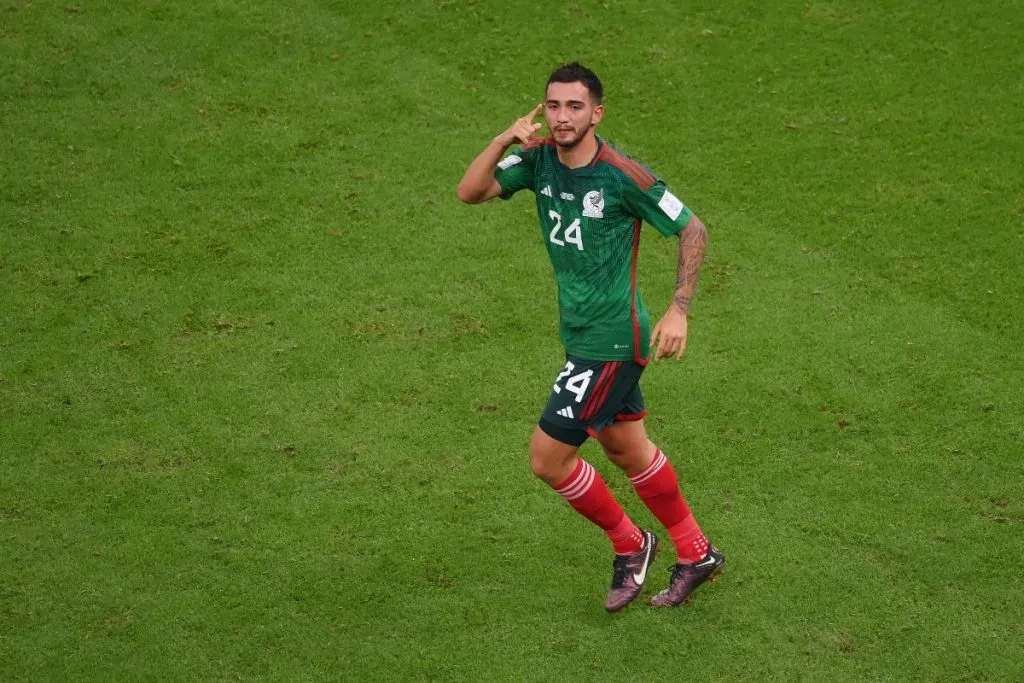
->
[623, 178, 694, 236]
[493, 145, 537, 200]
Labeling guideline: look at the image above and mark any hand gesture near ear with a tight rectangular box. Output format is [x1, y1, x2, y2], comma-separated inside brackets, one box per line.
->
[497, 104, 544, 147]
[457, 104, 545, 204]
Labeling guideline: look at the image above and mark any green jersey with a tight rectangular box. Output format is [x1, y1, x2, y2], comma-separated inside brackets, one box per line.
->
[494, 135, 693, 362]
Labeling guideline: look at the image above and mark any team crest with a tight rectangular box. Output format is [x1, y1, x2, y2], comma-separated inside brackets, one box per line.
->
[582, 190, 604, 218]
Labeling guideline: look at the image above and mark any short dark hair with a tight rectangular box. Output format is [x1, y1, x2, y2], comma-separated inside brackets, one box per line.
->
[547, 62, 603, 104]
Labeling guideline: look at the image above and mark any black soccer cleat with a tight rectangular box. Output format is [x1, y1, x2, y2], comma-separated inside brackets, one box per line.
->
[604, 530, 659, 612]
[650, 544, 725, 607]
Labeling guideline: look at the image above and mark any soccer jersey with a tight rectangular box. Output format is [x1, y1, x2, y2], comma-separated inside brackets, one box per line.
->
[494, 135, 693, 361]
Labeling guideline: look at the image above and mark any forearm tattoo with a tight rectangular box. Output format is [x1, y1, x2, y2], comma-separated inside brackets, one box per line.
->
[673, 218, 708, 313]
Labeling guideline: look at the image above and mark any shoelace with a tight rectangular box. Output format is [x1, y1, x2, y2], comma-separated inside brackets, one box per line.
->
[610, 556, 629, 588]
[668, 562, 697, 584]
[669, 556, 713, 583]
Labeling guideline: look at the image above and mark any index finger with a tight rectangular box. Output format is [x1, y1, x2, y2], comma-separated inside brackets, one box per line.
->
[526, 103, 543, 120]
[654, 335, 668, 361]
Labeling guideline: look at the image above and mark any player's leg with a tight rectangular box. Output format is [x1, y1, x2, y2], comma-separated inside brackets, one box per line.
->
[530, 424, 645, 558]
[527, 424, 578, 486]
[594, 402, 725, 607]
[534, 357, 654, 611]
[592, 415, 656, 476]
[530, 425, 654, 612]
[597, 418, 709, 563]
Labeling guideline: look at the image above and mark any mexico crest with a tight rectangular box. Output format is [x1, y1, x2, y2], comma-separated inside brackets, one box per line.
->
[582, 190, 604, 218]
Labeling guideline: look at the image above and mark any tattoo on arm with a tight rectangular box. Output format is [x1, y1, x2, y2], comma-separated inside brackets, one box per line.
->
[673, 216, 708, 314]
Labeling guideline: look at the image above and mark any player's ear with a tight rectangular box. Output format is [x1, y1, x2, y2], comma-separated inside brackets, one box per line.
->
[591, 104, 604, 125]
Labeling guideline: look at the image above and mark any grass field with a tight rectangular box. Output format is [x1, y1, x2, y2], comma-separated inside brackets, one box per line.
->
[2, 0, 1023, 680]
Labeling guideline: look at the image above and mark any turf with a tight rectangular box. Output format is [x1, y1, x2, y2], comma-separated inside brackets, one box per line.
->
[2, 0, 1022, 680]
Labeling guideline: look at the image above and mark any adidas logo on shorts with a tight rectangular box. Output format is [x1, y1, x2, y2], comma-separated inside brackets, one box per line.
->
[556, 406, 575, 419]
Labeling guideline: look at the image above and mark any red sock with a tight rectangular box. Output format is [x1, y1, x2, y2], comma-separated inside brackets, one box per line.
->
[553, 459, 644, 555]
[629, 448, 708, 563]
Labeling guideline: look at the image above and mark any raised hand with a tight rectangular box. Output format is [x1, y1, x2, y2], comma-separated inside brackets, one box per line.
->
[500, 103, 544, 147]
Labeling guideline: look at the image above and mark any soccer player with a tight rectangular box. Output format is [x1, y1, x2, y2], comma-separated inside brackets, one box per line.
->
[456, 63, 724, 611]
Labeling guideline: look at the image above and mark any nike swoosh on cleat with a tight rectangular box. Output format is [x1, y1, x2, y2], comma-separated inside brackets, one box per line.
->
[632, 536, 653, 584]
[696, 554, 718, 568]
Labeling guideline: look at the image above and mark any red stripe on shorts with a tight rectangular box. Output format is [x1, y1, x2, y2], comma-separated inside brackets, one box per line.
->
[581, 362, 620, 421]
[580, 363, 614, 421]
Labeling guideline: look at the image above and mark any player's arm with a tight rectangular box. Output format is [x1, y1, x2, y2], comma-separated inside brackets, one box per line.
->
[651, 213, 708, 360]
[670, 213, 708, 317]
[456, 104, 543, 204]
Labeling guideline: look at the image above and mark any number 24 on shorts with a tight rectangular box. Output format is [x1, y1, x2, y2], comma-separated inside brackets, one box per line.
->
[553, 361, 593, 402]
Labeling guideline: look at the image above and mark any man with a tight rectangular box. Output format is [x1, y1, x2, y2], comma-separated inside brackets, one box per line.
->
[456, 63, 723, 611]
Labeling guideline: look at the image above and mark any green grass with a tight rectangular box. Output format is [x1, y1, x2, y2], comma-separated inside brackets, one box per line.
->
[2, 0, 1023, 680]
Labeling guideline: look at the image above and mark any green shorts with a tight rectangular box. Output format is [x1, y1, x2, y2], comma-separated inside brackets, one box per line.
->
[538, 354, 648, 447]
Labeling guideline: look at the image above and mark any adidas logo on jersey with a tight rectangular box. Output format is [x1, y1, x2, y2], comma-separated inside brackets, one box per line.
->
[541, 185, 553, 197]
[556, 406, 575, 419]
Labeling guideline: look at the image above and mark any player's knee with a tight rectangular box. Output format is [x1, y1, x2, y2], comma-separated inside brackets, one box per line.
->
[603, 438, 657, 473]
[528, 424, 583, 485]
[528, 451, 547, 480]
[528, 438, 571, 486]
[602, 447, 627, 468]
[528, 447, 560, 484]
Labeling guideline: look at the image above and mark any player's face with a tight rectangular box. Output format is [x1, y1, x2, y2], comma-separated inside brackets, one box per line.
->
[544, 81, 604, 149]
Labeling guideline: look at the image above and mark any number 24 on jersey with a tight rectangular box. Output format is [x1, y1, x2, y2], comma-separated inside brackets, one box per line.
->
[548, 210, 583, 251]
